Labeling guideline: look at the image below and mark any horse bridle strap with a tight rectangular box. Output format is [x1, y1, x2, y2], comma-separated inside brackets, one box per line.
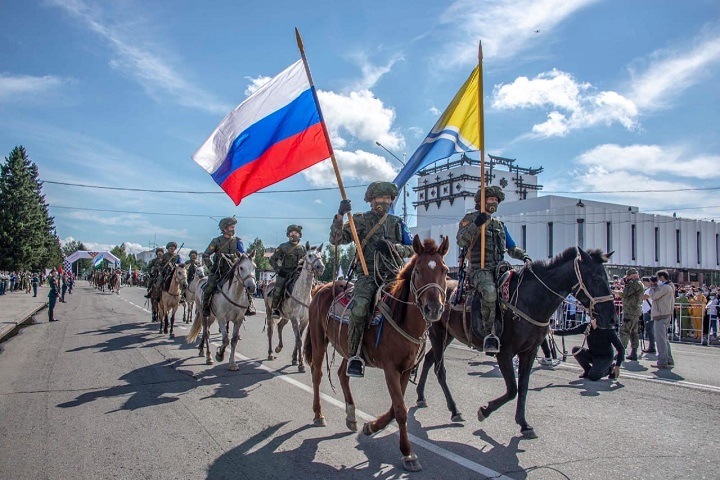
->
[571, 248, 614, 314]
[500, 297, 551, 327]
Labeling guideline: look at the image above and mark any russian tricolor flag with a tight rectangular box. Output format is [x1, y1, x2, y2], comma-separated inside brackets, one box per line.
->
[192, 60, 331, 205]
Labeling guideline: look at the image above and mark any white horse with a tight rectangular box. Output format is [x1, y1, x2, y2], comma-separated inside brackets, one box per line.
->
[186, 252, 256, 370]
[183, 265, 206, 324]
[158, 264, 188, 338]
[263, 243, 324, 372]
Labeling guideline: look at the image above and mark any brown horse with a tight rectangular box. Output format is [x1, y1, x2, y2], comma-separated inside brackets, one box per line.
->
[304, 235, 449, 472]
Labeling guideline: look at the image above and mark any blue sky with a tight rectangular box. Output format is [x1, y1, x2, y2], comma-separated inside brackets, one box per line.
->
[1, 0, 719, 256]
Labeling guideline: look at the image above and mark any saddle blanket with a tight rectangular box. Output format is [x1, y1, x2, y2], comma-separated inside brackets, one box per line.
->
[328, 288, 384, 326]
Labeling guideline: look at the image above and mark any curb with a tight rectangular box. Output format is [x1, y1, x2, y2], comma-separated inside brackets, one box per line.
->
[0, 303, 48, 343]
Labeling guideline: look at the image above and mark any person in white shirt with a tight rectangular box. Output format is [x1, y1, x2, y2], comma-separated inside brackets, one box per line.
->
[641, 277, 655, 354]
[707, 294, 718, 339]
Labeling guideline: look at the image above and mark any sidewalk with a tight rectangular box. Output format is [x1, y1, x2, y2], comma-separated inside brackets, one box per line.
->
[0, 287, 49, 343]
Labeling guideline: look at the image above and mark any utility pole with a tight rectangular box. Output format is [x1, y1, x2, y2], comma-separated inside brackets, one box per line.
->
[375, 141, 408, 224]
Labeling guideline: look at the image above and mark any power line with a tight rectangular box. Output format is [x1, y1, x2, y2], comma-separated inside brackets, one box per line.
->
[544, 186, 720, 194]
[42, 179, 365, 194]
[49, 204, 329, 220]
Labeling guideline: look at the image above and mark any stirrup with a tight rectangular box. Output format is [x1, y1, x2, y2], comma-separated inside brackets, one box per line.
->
[483, 334, 500, 353]
[271, 309, 281, 318]
[346, 356, 365, 378]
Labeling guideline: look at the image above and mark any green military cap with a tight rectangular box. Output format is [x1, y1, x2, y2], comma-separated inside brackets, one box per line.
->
[166, 241, 178, 249]
[626, 268, 638, 276]
[219, 216, 237, 230]
[286, 225, 303, 237]
[474, 185, 505, 203]
[155, 247, 165, 254]
[364, 181, 399, 202]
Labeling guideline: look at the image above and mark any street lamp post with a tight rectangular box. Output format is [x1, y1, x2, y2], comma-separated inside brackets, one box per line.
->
[375, 141, 408, 224]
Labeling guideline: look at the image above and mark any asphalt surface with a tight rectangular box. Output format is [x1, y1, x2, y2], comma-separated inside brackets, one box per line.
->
[1, 282, 718, 479]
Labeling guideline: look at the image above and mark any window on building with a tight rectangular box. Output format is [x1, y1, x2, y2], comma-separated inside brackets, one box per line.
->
[631, 224, 637, 261]
[548, 222, 554, 258]
[716, 234, 719, 266]
[676, 229, 681, 263]
[606, 222, 612, 252]
[577, 219, 585, 249]
[654, 227, 660, 262]
[697, 231, 702, 264]
[521, 225, 527, 251]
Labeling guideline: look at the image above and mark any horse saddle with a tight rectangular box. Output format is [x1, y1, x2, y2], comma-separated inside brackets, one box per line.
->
[328, 284, 384, 327]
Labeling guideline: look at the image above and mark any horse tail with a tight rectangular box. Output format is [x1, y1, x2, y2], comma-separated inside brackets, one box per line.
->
[303, 328, 312, 366]
[187, 310, 202, 343]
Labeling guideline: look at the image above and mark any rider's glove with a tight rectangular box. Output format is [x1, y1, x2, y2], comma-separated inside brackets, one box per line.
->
[473, 212, 490, 227]
[338, 199, 352, 216]
[375, 239, 391, 255]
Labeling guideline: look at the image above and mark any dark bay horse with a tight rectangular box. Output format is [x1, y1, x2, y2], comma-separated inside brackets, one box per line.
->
[304, 235, 449, 472]
[415, 247, 616, 438]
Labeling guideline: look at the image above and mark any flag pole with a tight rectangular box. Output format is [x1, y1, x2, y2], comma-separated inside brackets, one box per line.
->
[295, 28, 369, 276]
[478, 41, 487, 269]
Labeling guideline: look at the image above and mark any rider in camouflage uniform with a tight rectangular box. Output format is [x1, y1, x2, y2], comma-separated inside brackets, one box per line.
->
[615, 267, 644, 361]
[330, 181, 414, 377]
[153, 242, 183, 300]
[270, 225, 306, 317]
[144, 247, 165, 298]
[201, 217, 255, 318]
[185, 250, 203, 284]
[457, 186, 532, 353]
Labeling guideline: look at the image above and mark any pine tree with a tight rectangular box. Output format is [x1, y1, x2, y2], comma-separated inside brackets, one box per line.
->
[0, 146, 62, 271]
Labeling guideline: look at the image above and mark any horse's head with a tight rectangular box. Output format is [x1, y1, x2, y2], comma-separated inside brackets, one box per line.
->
[573, 248, 616, 329]
[233, 252, 257, 295]
[174, 263, 188, 291]
[409, 235, 450, 322]
[305, 241, 325, 277]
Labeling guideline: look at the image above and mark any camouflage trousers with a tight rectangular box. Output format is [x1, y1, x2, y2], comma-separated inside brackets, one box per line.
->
[271, 273, 288, 310]
[348, 275, 378, 357]
[470, 268, 497, 338]
[620, 313, 640, 350]
[202, 274, 220, 316]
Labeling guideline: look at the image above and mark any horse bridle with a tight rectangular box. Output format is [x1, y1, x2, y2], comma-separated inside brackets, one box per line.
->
[304, 252, 324, 276]
[525, 246, 614, 320]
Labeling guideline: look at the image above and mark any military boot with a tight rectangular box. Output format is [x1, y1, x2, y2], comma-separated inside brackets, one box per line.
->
[346, 319, 365, 378]
[626, 348, 638, 361]
[245, 290, 256, 316]
[202, 293, 212, 318]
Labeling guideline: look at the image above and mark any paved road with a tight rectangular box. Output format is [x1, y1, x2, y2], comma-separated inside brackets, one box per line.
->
[1, 283, 718, 479]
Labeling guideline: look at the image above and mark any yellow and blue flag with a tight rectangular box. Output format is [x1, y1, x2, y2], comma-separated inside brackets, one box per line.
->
[393, 66, 480, 189]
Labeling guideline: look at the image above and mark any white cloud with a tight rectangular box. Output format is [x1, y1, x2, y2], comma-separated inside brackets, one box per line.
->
[569, 144, 720, 220]
[318, 89, 404, 151]
[244, 75, 272, 96]
[313, 199, 323, 204]
[429, 106, 441, 116]
[49, 0, 228, 114]
[628, 31, 720, 110]
[493, 69, 638, 137]
[303, 149, 398, 186]
[347, 53, 404, 91]
[437, 0, 599, 67]
[0, 74, 69, 101]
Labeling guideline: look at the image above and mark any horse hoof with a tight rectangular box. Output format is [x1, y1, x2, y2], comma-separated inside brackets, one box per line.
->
[477, 407, 487, 422]
[215, 353, 223, 362]
[313, 417, 327, 427]
[402, 454, 422, 472]
[362, 422, 375, 436]
[521, 427, 537, 439]
[274, 346, 282, 354]
[229, 364, 239, 371]
[198, 351, 204, 357]
[158, 328, 163, 334]
[205, 358, 213, 365]
[416, 399, 427, 408]
[291, 359, 298, 366]
[298, 365, 306, 373]
[169, 333, 175, 339]
[164, 328, 168, 334]
[451, 413, 465, 423]
[346, 420, 357, 432]
[267, 354, 275, 360]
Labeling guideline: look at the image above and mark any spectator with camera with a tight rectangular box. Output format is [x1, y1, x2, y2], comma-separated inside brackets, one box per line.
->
[644, 271, 675, 369]
[614, 268, 644, 361]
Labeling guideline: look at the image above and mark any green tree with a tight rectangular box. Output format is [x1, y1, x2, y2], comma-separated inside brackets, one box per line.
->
[0, 146, 62, 271]
[248, 237, 270, 272]
[320, 243, 356, 282]
[110, 244, 128, 268]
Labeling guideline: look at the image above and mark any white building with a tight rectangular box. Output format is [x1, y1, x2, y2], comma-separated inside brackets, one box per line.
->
[411, 155, 720, 285]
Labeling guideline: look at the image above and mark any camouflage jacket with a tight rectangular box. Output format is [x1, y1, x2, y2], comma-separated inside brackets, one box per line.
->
[185, 258, 203, 282]
[330, 210, 413, 279]
[618, 278, 644, 319]
[457, 212, 528, 271]
[270, 241, 305, 276]
[202, 235, 244, 273]
[147, 258, 161, 277]
[159, 251, 183, 273]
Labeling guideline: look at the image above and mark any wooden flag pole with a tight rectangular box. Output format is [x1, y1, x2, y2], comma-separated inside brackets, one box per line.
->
[295, 28, 369, 276]
[478, 41, 487, 269]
